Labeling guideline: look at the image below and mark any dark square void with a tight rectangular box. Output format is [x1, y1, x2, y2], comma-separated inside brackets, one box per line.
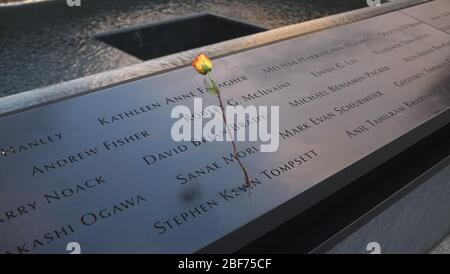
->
[96, 13, 267, 60]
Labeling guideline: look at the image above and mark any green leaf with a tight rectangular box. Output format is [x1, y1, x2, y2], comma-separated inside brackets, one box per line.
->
[203, 78, 217, 95]
[207, 87, 218, 95]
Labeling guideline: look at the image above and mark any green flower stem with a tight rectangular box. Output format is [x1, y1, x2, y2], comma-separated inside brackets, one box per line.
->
[207, 72, 252, 189]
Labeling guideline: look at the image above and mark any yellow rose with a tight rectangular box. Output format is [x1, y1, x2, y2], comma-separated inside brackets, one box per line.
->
[192, 54, 213, 75]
